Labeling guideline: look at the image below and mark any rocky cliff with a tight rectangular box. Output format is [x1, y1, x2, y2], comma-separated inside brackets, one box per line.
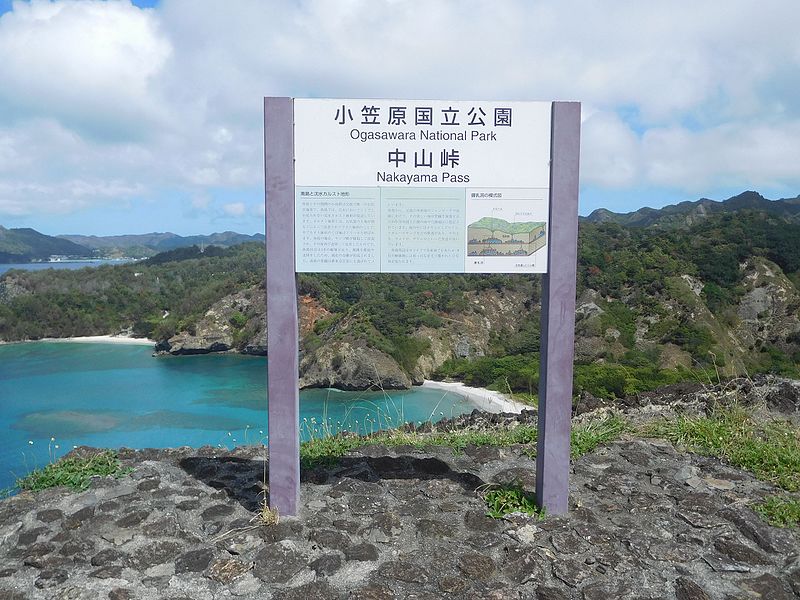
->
[152, 255, 800, 391]
[298, 288, 530, 390]
[155, 287, 267, 356]
[574, 257, 800, 376]
[154, 284, 533, 391]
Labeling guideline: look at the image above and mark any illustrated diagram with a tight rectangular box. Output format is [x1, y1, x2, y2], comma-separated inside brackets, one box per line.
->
[467, 217, 546, 256]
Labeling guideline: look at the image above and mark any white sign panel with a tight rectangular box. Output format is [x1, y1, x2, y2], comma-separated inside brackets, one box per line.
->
[293, 99, 552, 274]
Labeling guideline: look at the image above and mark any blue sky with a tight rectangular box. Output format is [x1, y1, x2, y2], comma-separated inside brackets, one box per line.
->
[1, 0, 799, 236]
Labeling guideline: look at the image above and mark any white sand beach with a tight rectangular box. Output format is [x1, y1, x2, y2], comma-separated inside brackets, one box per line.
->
[44, 335, 156, 346]
[422, 379, 531, 414]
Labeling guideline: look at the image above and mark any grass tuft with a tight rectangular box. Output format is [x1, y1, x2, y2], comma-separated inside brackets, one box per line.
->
[300, 413, 630, 470]
[300, 424, 539, 469]
[571, 413, 628, 458]
[754, 495, 800, 528]
[253, 499, 279, 526]
[477, 483, 543, 519]
[16, 450, 131, 492]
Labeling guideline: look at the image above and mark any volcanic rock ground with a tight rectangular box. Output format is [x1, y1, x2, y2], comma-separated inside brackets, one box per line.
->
[1, 379, 799, 599]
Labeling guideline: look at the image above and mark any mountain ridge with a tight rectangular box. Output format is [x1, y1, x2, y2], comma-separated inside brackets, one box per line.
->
[0, 228, 267, 262]
[58, 231, 265, 257]
[585, 191, 800, 228]
[0, 226, 93, 263]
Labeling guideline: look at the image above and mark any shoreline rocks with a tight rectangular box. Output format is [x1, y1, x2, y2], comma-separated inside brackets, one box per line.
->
[2, 391, 799, 599]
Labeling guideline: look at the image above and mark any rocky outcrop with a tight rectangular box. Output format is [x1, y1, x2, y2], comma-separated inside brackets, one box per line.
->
[299, 340, 411, 390]
[2, 380, 799, 599]
[156, 288, 331, 357]
[298, 288, 531, 389]
[154, 260, 800, 390]
[0, 274, 29, 304]
[734, 258, 800, 355]
[407, 289, 531, 382]
[156, 291, 248, 355]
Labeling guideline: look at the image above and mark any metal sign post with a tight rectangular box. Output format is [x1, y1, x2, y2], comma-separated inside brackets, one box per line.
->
[264, 97, 580, 516]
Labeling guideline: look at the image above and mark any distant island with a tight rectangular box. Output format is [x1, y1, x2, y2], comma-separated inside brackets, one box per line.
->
[0, 227, 265, 263]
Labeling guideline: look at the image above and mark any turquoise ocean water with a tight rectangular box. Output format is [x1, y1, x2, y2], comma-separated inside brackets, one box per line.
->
[0, 342, 472, 491]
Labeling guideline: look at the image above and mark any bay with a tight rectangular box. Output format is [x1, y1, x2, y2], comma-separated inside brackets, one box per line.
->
[0, 342, 472, 491]
[0, 260, 135, 276]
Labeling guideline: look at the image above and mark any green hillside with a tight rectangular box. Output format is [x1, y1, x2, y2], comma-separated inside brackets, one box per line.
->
[1, 197, 799, 398]
[0, 226, 93, 263]
[59, 231, 266, 258]
[585, 190, 800, 228]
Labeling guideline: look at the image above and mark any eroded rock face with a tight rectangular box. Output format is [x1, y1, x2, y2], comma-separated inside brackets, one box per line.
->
[152, 260, 800, 390]
[299, 340, 411, 390]
[299, 288, 531, 389]
[735, 258, 800, 355]
[157, 288, 260, 355]
[0, 274, 29, 304]
[156, 289, 332, 357]
[409, 288, 530, 381]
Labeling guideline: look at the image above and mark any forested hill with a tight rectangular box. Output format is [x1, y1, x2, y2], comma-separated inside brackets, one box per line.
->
[0, 226, 265, 263]
[1, 207, 799, 397]
[585, 191, 800, 229]
[0, 226, 93, 263]
[58, 231, 266, 258]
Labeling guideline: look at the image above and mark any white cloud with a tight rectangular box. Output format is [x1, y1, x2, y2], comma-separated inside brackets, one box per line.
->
[0, 0, 799, 226]
[222, 202, 246, 217]
[0, 0, 170, 140]
[581, 111, 640, 188]
[641, 120, 800, 192]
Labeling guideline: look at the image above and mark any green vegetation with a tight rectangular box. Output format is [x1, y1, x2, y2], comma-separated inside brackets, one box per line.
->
[2, 209, 799, 386]
[0, 243, 263, 341]
[431, 211, 800, 393]
[434, 354, 539, 394]
[299, 423, 539, 469]
[435, 355, 697, 400]
[755, 495, 800, 528]
[646, 407, 800, 492]
[0, 226, 93, 262]
[16, 450, 131, 492]
[479, 484, 542, 519]
[573, 363, 697, 399]
[469, 217, 545, 235]
[300, 411, 629, 470]
[571, 414, 628, 458]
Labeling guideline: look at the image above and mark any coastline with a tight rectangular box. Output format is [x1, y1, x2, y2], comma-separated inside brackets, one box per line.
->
[422, 379, 531, 414]
[0, 335, 156, 346]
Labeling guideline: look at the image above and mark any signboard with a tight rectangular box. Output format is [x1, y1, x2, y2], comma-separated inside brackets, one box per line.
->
[265, 97, 580, 518]
[293, 99, 552, 274]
